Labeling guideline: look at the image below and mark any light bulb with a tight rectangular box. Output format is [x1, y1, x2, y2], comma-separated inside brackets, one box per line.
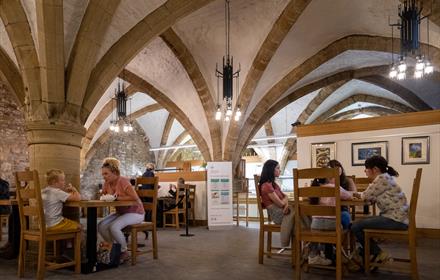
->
[415, 59, 425, 71]
[389, 66, 397, 79]
[215, 107, 222, 120]
[109, 125, 115, 131]
[235, 108, 241, 117]
[114, 126, 120, 133]
[224, 115, 230, 122]
[397, 72, 406, 80]
[123, 125, 129, 132]
[414, 70, 423, 79]
[398, 61, 407, 73]
[226, 108, 232, 116]
[424, 62, 434, 74]
[128, 125, 133, 131]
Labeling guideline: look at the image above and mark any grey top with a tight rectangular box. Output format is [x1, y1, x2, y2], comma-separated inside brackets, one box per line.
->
[41, 186, 70, 228]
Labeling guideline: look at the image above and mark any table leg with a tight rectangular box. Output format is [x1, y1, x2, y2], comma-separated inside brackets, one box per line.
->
[10, 205, 19, 257]
[82, 207, 97, 274]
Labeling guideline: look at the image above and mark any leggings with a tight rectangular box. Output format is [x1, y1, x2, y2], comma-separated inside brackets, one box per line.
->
[98, 212, 144, 252]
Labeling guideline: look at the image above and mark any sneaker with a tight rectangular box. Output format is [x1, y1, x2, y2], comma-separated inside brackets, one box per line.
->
[120, 251, 130, 264]
[369, 250, 391, 272]
[308, 254, 332, 266]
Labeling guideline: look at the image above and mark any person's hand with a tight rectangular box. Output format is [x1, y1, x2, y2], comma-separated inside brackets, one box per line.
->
[353, 192, 362, 199]
[283, 203, 290, 215]
[169, 184, 177, 192]
[65, 184, 76, 193]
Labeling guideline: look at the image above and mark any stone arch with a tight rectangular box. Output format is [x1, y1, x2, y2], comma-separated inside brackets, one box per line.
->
[223, 0, 312, 159]
[313, 94, 415, 123]
[0, 0, 41, 105]
[122, 69, 212, 162]
[160, 28, 221, 160]
[82, 0, 214, 117]
[0, 46, 24, 105]
[157, 113, 174, 168]
[230, 34, 440, 164]
[66, 0, 120, 107]
[326, 106, 400, 121]
[162, 131, 190, 166]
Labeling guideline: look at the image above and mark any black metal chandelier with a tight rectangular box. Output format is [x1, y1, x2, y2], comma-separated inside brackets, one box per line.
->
[109, 79, 133, 133]
[389, 0, 434, 80]
[215, 0, 241, 122]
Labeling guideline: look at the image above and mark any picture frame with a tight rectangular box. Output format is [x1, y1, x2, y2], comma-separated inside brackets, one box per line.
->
[311, 142, 336, 168]
[402, 136, 430, 165]
[351, 141, 388, 166]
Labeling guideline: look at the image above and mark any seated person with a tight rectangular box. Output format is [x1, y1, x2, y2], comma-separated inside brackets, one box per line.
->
[98, 157, 145, 262]
[0, 176, 11, 215]
[157, 178, 185, 226]
[41, 169, 81, 231]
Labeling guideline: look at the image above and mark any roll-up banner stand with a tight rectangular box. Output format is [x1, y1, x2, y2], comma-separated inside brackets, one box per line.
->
[207, 162, 233, 230]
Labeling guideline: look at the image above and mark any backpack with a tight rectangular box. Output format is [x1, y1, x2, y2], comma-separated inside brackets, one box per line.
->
[96, 242, 121, 271]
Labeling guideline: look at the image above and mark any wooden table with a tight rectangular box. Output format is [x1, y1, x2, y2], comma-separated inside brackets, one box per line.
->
[341, 199, 372, 221]
[65, 200, 137, 273]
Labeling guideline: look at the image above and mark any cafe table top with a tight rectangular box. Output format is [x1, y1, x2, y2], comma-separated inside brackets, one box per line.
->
[64, 200, 138, 208]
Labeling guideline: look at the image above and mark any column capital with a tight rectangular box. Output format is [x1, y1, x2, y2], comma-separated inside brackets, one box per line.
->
[25, 120, 86, 148]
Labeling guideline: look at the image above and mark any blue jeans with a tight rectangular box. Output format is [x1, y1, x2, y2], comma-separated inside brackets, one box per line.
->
[351, 215, 408, 256]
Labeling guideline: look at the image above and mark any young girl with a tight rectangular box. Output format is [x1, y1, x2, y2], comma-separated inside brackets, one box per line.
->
[352, 155, 408, 264]
[41, 169, 81, 231]
[98, 158, 145, 261]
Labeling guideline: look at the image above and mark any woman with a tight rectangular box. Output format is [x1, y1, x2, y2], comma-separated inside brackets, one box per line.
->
[352, 155, 408, 264]
[98, 157, 145, 261]
[258, 160, 293, 248]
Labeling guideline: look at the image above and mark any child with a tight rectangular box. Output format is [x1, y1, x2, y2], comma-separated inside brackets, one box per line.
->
[41, 169, 81, 231]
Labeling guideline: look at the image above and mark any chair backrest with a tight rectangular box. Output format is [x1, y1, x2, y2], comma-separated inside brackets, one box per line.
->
[15, 170, 45, 234]
[135, 177, 159, 223]
[409, 168, 422, 229]
[293, 168, 341, 235]
[176, 184, 188, 210]
[253, 174, 265, 226]
[354, 177, 371, 192]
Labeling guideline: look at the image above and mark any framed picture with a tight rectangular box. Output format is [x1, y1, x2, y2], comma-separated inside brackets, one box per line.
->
[402, 136, 430, 165]
[311, 142, 336, 168]
[351, 141, 388, 166]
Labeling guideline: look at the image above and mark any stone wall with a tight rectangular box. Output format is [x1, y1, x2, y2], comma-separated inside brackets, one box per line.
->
[80, 122, 154, 199]
[0, 82, 29, 186]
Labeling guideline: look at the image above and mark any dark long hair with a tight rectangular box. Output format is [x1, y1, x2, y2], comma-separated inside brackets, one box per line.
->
[365, 156, 399, 177]
[327, 159, 349, 190]
[258, 160, 279, 193]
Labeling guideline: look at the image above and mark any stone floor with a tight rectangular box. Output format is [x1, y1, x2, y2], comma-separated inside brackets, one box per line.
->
[0, 223, 439, 279]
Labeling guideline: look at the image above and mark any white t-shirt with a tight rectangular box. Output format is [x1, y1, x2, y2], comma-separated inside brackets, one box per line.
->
[41, 186, 70, 228]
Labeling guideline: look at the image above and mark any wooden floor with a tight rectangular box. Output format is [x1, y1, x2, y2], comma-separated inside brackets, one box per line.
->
[0, 223, 439, 279]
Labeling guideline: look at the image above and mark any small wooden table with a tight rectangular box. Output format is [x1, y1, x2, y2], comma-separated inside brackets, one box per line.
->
[65, 200, 137, 273]
[341, 199, 372, 221]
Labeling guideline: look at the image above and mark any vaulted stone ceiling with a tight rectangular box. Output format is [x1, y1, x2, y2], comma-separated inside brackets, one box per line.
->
[0, 0, 439, 170]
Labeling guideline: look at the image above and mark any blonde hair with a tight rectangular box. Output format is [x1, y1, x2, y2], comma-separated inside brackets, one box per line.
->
[46, 169, 65, 185]
[102, 157, 121, 176]
[146, 162, 155, 170]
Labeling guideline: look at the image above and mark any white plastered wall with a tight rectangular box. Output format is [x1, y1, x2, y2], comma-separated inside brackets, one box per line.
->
[297, 124, 440, 229]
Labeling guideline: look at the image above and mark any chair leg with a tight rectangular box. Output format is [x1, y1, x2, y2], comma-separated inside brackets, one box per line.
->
[336, 241, 342, 280]
[295, 239, 301, 280]
[152, 226, 158, 259]
[266, 231, 272, 257]
[37, 239, 46, 280]
[364, 232, 371, 275]
[258, 229, 264, 264]
[291, 236, 295, 268]
[131, 229, 137, 265]
[74, 233, 81, 273]
[18, 237, 26, 277]
[175, 212, 179, 230]
[409, 236, 419, 280]
[163, 213, 166, 228]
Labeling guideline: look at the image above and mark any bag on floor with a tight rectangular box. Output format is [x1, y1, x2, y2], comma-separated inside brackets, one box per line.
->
[96, 242, 121, 271]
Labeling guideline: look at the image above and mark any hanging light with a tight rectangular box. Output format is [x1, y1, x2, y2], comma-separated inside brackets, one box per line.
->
[388, 0, 434, 80]
[109, 78, 133, 133]
[215, 0, 241, 122]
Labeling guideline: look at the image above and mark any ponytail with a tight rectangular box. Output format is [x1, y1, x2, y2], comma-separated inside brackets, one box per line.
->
[386, 166, 399, 177]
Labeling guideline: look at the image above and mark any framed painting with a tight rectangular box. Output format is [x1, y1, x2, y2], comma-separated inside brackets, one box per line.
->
[352, 141, 388, 166]
[402, 136, 430, 164]
[311, 142, 336, 168]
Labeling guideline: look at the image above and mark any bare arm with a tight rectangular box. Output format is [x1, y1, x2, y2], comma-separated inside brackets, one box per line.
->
[65, 185, 81, 201]
[267, 192, 286, 208]
[346, 177, 357, 192]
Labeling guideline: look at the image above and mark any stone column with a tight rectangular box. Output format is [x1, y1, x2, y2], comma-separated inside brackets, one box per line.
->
[26, 121, 86, 219]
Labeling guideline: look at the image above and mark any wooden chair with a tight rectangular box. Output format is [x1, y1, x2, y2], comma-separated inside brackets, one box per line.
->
[294, 168, 345, 280]
[254, 175, 293, 265]
[124, 176, 159, 265]
[0, 213, 8, 241]
[233, 178, 249, 227]
[15, 170, 81, 279]
[188, 185, 196, 225]
[364, 168, 422, 280]
[163, 183, 186, 229]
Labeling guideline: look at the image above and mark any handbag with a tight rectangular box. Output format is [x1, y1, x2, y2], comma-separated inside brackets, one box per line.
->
[96, 242, 121, 271]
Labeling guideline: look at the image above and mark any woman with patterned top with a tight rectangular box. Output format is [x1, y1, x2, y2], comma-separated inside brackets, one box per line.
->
[351, 155, 408, 263]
